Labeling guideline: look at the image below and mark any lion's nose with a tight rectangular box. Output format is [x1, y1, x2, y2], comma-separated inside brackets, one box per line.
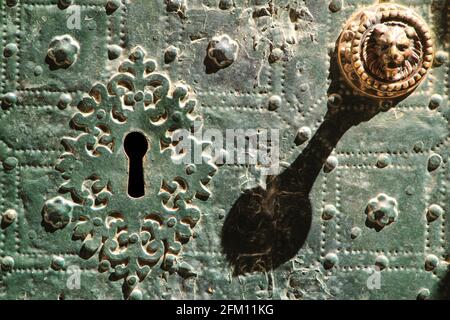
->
[389, 47, 400, 60]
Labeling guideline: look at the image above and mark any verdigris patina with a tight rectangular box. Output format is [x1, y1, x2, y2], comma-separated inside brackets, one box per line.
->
[0, 0, 449, 300]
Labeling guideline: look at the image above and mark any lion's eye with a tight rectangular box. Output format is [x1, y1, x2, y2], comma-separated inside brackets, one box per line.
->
[397, 44, 408, 51]
[381, 44, 389, 50]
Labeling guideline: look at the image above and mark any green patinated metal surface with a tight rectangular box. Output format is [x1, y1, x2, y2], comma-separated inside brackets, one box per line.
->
[0, 0, 449, 300]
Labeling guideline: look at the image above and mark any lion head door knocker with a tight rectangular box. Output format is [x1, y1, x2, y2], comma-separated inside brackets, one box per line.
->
[337, 4, 434, 99]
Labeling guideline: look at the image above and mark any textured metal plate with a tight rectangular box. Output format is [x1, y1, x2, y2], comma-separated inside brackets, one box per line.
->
[0, 0, 449, 300]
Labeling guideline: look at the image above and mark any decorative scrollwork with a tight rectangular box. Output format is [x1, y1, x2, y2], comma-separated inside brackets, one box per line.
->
[43, 47, 216, 299]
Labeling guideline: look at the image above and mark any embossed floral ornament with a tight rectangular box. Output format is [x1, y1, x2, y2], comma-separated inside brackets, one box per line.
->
[207, 34, 239, 69]
[42, 196, 73, 229]
[43, 47, 216, 299]
[46, 35, 80, 69]
[365, 193, 398, 230]
[337, 4, 434, 99]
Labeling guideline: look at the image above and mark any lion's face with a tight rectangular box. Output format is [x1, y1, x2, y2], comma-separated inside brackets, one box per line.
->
[364, 24, 421, 82]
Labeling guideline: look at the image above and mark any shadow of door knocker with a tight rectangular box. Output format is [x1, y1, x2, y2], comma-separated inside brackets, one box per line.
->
[221, 3, 436, 275]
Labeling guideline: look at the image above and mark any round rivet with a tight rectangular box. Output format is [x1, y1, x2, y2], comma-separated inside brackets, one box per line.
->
[375, 255, 389, 270]
[329, 0, 342, 13]
[2, 209, 17, 225]
[300, 84, 309, 92]
[1, 256, 15, 271]
[134, 91, 144, 102]
[376, 154, 391, 168]
[324, 156, 338, 173]
[350, 227, 361, 239]
[99, 260, 111, 271]
[269, 48, 284, 63]
[127, 275, 138, 286]
[174, 85, 188, 100]
[328, 93, 343, 108]
[164, 46, 179, 64]
[172, 111, 182, 122]
[324, 253, 338, 269]
[106, 0, 121, 12]
[2, 92, 17, 106]
[3, 157, 18, 170]
[427, 204, 444, 221]
[427, 154, 442, 172]
[107, 45, 122, 60]
[129, 288, 143, 300]
[58, 93, 72, 110]
[413, 141, 424, 152]
[186, 164, 196, 175]
[34, 66, 43, 76]
[295, 126, 312, 145]
[3, 43, 18, 57]
[268, 95, 282, 111]
[131, 48, 144, 60]
[429, 94, 443, 110]
[219, 0, 234, 10]
[128, 233, 139, 244]
[434, 51, 448, 65]
[417, 288, 430, 300]
[166, 0, 186, 13]
[425, 254, 439, 271]
[322, 204, 338, 220]
[118, 232, 129, 245]
[58, 0, 73, 9]
[51, 256, 65, 270]
[6, 0, 18, 7]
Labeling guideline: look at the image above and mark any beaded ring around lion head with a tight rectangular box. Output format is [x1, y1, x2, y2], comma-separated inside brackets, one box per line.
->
[337, 4, 434, 99]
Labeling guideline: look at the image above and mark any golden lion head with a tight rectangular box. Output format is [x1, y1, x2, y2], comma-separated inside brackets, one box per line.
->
[364, 23, 422, 82]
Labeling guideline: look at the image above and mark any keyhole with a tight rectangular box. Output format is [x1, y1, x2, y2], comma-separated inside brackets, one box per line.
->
[124, 132, 148, 198]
